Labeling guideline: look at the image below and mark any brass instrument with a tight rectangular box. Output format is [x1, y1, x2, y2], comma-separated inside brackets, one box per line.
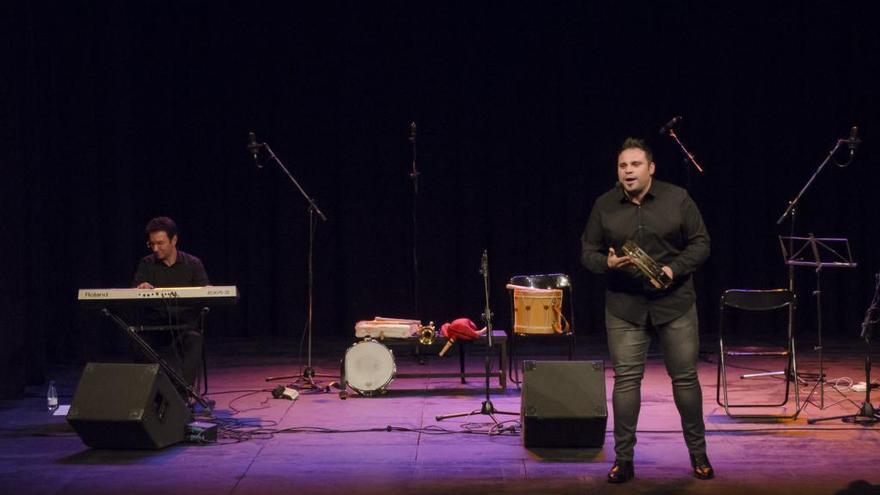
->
[622, 240, 672, 290]
[418, 322, 436, 345]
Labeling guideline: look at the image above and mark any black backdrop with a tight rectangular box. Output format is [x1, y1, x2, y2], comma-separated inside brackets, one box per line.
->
[4, 2, 879, 396]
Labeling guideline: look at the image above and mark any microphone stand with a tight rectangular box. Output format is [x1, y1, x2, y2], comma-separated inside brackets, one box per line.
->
[776, 133, 853, 410]
[435, 250, 517, 428]
[408, 124, 427, 364]
[255, 139, 332, 393]
[409, 122, 420, 317]
[662, 123, 711, 356]
[809, 271, 880, 425]
[776, 136, 849, 227]
[664, 128, 705, 177]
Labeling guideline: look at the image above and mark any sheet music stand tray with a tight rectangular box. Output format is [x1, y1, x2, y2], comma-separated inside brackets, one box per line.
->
[779, 234, 857, 412]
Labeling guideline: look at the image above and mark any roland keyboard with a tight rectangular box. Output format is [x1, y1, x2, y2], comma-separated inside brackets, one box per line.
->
[77, 286, 239, 308]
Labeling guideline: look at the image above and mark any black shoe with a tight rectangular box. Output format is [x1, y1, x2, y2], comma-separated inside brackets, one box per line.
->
[690, 454, 714, 480]
[607, 460, 634, 483]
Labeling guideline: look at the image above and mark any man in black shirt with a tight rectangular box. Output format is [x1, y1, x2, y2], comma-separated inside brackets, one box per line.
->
[134, 218, 209, 289]
[132, 216, 210, 391]
[581, 138, 713, 483]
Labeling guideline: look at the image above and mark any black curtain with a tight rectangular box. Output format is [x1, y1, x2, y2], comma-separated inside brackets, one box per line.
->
[4, 2, 879, 396]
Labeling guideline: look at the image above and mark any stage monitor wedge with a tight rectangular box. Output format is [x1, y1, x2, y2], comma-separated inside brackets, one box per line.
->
[67, 363, 191, 449]
[521, 360, 607, 448]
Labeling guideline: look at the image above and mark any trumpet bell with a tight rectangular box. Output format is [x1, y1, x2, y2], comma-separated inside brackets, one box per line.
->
[418, 323, 436, 345]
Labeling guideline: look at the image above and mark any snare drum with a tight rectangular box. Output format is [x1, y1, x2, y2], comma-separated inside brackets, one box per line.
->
[511, 287, 564, 335]
[343, 339, 396, 396]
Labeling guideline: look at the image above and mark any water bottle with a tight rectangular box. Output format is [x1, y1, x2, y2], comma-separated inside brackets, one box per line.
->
[47, 380, 59, 413]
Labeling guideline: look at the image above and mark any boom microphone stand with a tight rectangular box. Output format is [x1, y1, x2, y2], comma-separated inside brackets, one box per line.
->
[249, 133, 332, 393]
[777, 127, 861, 410]
[436, 250, 517, 426]
[777, 126, 859, 226]
[660, 115, 704, 192]
[809, 271, 880, 425]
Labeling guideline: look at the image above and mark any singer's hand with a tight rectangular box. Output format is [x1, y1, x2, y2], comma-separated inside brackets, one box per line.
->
[661, 266, 673, 280]
[607, 247, 633, 270]
[137, 282, 154, 289]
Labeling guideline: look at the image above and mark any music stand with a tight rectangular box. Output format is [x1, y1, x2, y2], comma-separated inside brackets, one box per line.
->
[779, 234, 857, 411]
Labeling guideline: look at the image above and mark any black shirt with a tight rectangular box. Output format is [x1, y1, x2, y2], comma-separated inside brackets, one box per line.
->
[580, 180, 710, 325]
[132, 250, 210, 288]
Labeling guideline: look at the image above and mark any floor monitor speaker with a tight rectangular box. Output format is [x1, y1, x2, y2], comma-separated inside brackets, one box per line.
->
[521, 360, 607, 448]
[67, 363, 190, 449]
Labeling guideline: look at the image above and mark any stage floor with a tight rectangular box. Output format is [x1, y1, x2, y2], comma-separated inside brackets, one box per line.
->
[2, 338, 879, 495]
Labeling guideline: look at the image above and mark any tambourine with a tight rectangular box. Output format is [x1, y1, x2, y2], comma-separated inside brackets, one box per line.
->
[622, 240, 672, 290]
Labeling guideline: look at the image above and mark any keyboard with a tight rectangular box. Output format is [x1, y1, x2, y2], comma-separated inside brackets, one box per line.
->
[77, 286, 239, 308]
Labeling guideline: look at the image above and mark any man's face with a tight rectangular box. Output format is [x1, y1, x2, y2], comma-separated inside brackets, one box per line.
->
[617, 147, 655, 197]
[148, 231, 177, 261]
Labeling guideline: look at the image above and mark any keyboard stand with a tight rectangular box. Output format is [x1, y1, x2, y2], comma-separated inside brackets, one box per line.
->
[100, 308, 213, 413]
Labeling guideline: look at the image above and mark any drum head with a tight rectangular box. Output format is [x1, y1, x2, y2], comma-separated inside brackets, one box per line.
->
[344, 340, 396, 395]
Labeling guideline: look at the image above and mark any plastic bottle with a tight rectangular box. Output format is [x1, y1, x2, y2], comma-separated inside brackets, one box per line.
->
[47, 380, 59, 412]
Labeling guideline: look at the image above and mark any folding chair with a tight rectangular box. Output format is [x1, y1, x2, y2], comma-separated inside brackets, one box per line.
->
[716, 289, 800, 419]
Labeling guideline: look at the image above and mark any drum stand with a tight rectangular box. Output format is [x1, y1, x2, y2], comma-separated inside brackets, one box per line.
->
[251, 137, 333, 393]
[436, 250, 517, 425]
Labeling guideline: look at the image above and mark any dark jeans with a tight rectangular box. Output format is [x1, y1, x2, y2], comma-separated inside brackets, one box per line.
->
[605, 304, 706, 461]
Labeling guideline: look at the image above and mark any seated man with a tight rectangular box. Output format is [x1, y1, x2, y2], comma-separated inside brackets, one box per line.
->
[132, 216, 210, 393]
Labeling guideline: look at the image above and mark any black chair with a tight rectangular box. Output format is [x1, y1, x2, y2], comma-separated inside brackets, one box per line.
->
[716, 289, 800, 419]
[507, 274, 576, 386]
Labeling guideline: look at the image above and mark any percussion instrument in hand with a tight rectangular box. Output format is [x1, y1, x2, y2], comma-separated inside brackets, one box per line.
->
[621, 240, 672, 290]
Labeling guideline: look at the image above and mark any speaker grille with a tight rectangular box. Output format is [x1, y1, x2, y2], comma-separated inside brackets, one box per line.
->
[521, 360, 607, 448]
[67, 363, 190, 449]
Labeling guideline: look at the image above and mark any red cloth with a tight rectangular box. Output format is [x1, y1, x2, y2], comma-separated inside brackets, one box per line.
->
[440, 318, 480, 342]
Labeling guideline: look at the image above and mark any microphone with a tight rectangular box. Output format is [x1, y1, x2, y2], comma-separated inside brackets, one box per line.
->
[659, 116, 682, 135]
[247, 131, 262, 168]
[848, 126, 860, 158]
[480, 249, 488, 276]
[409, 121, 417, 143]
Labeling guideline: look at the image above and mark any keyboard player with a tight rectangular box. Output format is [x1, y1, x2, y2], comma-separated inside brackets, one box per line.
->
[131, 216, 209, 395]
